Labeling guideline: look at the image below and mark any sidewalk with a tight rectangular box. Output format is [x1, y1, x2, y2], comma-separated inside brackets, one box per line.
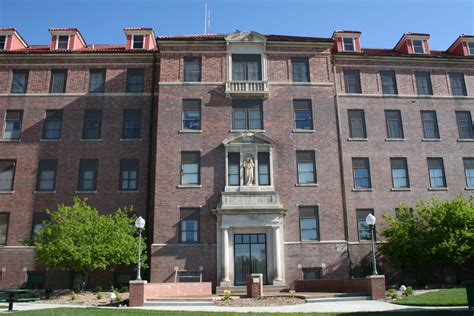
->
[1, 301, 469, 313]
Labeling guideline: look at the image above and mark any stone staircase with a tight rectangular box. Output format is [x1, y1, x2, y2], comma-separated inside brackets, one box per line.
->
[216, 285, 289, 296]
[303, 292, 371, 303]
[144, 297, 215, 307]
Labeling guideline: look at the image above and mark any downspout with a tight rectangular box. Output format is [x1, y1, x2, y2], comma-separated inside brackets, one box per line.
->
[332, 55, 353, 278]
[145, 50, 158, 280]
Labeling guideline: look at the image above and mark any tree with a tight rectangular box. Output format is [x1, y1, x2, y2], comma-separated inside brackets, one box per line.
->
[381, 195, 474, 282]
[34, 197, 147, 289]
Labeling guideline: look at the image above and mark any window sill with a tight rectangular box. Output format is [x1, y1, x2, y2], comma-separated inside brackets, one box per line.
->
[120, 138, 142, 141]
[34, 190, 56, 194]
[293, 129, 315, 133]
[391, 188, 411, 192]
[0, 191, 15, 194]
[230, 129, 265, 133]
[0, 139, 21, 142]
[385, 138, 406, 142]
[465, 187, 474, 191]
[40, 138, 61, 142]
[80, 139, 102, 142]
[179, 130, 203, 134]
[347, 138, 368, 142]
[422, 138, 441, 142]
[457, 138, 474, 142]
[117, 190, 139, 193]
[177, 185, 202, 189]
[75, 190, 98, 194]
[352, 188, 373, 192]
[428, 187, 448, 191]
[295, 183, 319, 187]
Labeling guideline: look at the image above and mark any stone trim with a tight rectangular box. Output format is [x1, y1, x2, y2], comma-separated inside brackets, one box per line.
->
[0, 93, 152, 97]
[339, 93, 474, 100]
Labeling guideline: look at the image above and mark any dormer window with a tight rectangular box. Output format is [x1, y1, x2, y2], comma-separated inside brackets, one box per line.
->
[0, 36, 6, 50]
[57, 35, 69, 49]
[132, 35, 144, 49]
[468, 42, 474, 56]
[412, 39, 424, 54]
[343, 37, 355, 52]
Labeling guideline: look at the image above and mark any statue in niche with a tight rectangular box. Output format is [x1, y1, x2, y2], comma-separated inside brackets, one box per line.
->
[243, 156, 255, 185]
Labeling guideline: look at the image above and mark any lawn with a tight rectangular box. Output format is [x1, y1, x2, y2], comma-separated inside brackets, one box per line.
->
[12, 309, 473, 316]
[394, 288, 468, 306]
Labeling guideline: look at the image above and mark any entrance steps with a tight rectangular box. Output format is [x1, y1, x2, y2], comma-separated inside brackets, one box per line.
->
[216, 285, 289, 295]
[144, 297, 215, 307]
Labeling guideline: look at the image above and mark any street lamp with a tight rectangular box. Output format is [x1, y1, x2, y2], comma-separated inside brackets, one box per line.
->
[365, 213, 378, 275]
[135, 216, 146, 281]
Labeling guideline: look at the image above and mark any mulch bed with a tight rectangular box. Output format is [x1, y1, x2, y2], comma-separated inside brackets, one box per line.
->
[214, 296, 305, 307]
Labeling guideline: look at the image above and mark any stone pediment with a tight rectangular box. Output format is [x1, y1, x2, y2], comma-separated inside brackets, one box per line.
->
[225, 31, 267, 43]
[223, 132, 275, 146]
[215, 191, 285, 215]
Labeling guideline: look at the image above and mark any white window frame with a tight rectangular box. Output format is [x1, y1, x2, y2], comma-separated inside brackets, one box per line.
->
[412, 39, 425, 54]
[55, 35, 70, 50]
[342, 37, 355, 52]
[131, 34, 145, 49]
[468, 41, 474, 56]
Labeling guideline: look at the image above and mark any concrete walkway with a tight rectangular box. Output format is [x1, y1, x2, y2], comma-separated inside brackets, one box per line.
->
[1, 301, 469, 313]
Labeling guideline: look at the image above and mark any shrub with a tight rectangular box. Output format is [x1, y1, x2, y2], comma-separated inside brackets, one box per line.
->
[404, 286, 413, 296]
[222, 290, 232, 301]
[387, 288, 398, 299]
[70, 289, 77, 301]
[44, 289, 53, 300]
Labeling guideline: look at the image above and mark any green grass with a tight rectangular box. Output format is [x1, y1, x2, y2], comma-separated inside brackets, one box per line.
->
[12, 308, 473, 316]
[394, 288, 468, 306]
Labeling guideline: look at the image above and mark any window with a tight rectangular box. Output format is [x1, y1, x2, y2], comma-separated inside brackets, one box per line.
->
[0, 35, 6, 50]
[464, 158, 474, 188]
[57, 35, 69, 49]
[296, 151, 317, 184]
[132, 35, 144, 49]
[49, 69, 67, 93]
[420, 111, 440, 139]
[303, 268, 322, 280]
[3, 110, 23, 140]
[449, 72, 467, 96]
[119, 159, 139, 191]
[228, 152, 240, 186]
[0, 213, 9, 246]
[126, 68, 145, 93]
[179, 208, 199, 243]
[343, 37, 355, 51]
[42, 110, 62, 140]
[385, 110, 404, 139]
[390, 158, 409, 189]
[31, 212, 49, 240]
[82, 110, 102, 140]
[352, 158, 371, 189]
[36, 159, 57, 191]
[89, 69, 105, 93]
[114, 273, 133, 288]
[232, 54, 262, 81]
[380, 71, 398, 94]
[469, 42, 474, 56]
[415, 71, 433, 95]
[427, 158, 446, 188]
[232, 99, 263, 130]
[184, 57, 201, 82]
[299, 206, 319, 241]
[27, 272, 45, 289]
[293, 100, 313, 130]
[292, 57, 310, 82]
[258, 152, 270, 186]
[347, 109, 367, 139]
[181, 152, 200, 185]
[0, 160, 15, 191]
[357, 209, 374, 241]
[78, 159, 98, 191]
[344, 69, 361, 93]
[456, 111, 473, 139]
[122, 109, 141, 139]
[182, 99, 201, 130]
[412, 39, 424, 54]
[11, 70, 29, 93]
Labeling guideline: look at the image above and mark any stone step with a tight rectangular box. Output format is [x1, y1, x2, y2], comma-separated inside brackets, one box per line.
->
[145, 297, 215, 307]
[216, 285, 289, 295]
[305, 294, 371, 303]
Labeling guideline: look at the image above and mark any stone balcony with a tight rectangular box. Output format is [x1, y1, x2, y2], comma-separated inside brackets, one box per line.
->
[225, 80, 269, 98]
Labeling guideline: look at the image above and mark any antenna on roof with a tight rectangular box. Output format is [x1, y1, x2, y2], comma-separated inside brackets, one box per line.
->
[204, 2, 211, 34]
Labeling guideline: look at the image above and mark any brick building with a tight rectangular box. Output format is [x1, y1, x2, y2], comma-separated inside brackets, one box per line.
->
[0, 27, 473, 290]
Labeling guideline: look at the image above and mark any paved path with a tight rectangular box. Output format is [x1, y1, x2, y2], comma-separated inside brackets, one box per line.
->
[1, 301, 469, 313]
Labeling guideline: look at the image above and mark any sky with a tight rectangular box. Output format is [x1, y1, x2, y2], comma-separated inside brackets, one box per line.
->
[0, 0, 473, 50]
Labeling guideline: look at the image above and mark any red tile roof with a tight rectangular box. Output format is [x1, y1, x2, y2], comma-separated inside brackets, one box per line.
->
[0, 27, 17, 31]
[158, 33, 332, 42]
[124, 27, 154, 31]
[0, 44, 157, 54]
[48, 28, 80, 32]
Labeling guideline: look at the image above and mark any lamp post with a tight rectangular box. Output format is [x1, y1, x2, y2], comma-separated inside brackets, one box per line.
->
[365, 213, 378, 275]
[135, 216, 145, 281]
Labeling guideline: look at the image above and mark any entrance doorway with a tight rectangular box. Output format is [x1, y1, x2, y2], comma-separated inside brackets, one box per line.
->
[234, 233, 267, 285]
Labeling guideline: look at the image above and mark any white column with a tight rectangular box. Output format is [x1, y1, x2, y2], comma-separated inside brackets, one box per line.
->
[272, 226, 283, 283]
[222, 226, 230, 284]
